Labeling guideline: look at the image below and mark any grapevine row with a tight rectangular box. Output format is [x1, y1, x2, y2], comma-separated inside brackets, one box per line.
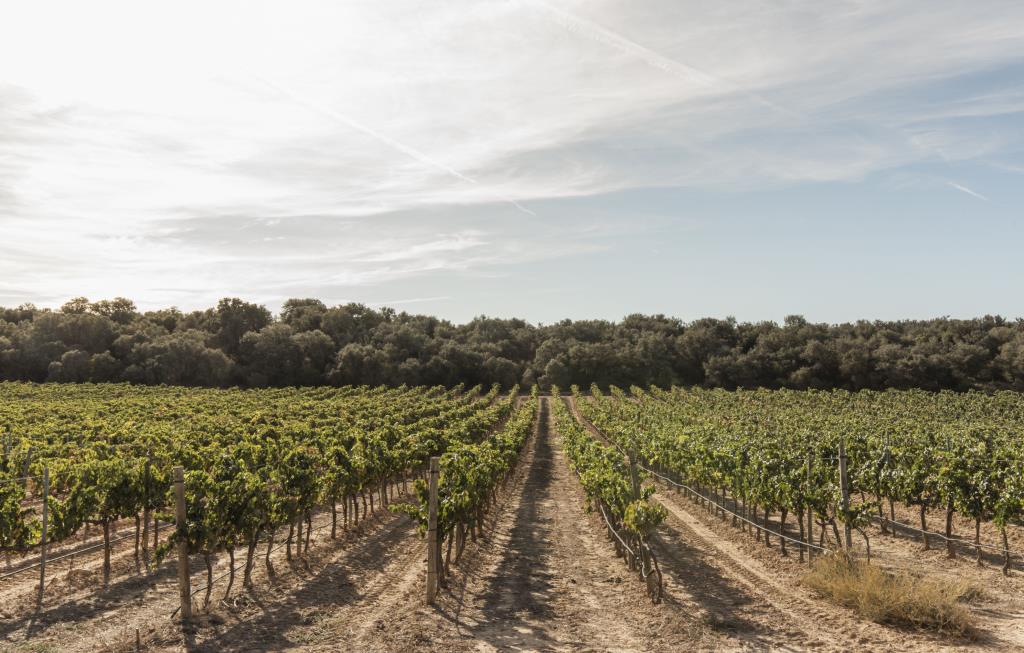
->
[0, 382, 512, 598]
[551, 388, 664, 601]
[398, 386, 537, 582]
[576, 384, 1024, 571]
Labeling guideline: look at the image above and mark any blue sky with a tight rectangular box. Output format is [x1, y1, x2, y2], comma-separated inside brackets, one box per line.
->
[1, 1, 1022, 324]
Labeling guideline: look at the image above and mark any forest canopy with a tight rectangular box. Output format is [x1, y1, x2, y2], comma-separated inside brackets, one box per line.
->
[1, 297, 1023, 391]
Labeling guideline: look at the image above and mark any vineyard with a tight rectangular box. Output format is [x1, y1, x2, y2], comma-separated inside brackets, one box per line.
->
[577, 384, 1024, 570]
[0, 382, 514, 584]
[1, 382, 1023, 651]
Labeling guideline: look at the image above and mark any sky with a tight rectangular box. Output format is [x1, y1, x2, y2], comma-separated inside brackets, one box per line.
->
[1, 0, 1023, 324]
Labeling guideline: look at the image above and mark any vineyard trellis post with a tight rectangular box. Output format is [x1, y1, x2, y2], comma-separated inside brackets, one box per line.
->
[426, 456, 440, 605]
[142, 455, 151, 570]
[173, 466, 192, 621]
[805, 451, 813, 562]
[37, 466, 49, 605]
[20, 450, 34, 491]
[627, 450, 641, 572]
[881, 435, 891, 535]
[838, 439, 852, 550]
[21, 447, 34, 490]
[627, 449, 641, 501]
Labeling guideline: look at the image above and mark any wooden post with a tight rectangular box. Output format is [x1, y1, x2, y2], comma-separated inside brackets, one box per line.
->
[37, 466, 49, 604]
[627, 451, 639, 572]
[806, 451, 813, 561]
[627, 450, 649, 573]
[21, 446, 34, 490]
[627, 450, 641, 503]
[881, 435, 891, 535]
[173, 466, 192, 621]
[426, 456, 440, 604]
[142, 457, 151, 570]
[838, 439, 852, 550]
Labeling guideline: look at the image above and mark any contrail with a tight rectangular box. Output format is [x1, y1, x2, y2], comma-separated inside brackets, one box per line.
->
[531, 0, 802, 120]
[369, 295, 451, 306]
[910, 138, 996, 202]
[260, 77, 536, 216]
[946, 181, 989, 202]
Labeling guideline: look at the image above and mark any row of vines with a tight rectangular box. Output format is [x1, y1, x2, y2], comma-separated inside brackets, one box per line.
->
[551, 388, 664, 601]
[0, 381, 515, 601]
[398, 386, 538, 585]
[576, 384, 1024, 572]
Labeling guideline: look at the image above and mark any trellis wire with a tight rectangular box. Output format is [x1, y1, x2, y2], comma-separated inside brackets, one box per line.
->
[171, 481, 406, 618]
[870, 514, 1022, 557]
[596, 500, 661, 581]
[0, 475, 43, 484]
[583, 399, 1022, 563]
[170, 521, 331, 619]
[0, 531, 138, 581]
[638, 463, 831, 554]
[569, 401, 830, 555]
[596, 500, 636, 558]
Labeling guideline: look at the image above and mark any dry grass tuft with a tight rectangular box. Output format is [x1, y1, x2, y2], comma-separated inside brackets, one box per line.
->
[803, 552, 977, 636]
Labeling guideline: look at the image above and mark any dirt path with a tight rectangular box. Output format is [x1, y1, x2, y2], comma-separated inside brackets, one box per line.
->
[654, 488, 931, 651]
[364, 397, 711, 652]
[178, 508, 424, 653]
[0, 516, 171, 616]
[637, 467, 1024, 650]
[865, 498, 1024, 571]
[0, 482, 413, 653]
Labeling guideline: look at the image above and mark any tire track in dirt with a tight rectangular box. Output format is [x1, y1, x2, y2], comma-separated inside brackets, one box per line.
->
[654, 488, 891, 651]
[0, 518, 168, 614]
[175, 501, 422, 652]
[463, 397, 654, 651]
[368, 397, 709, 652]
[565, 396, 816, 650]
[299, 518, 425, 652]
[0, 480, 416, 653]
[647, 509, 813, 651]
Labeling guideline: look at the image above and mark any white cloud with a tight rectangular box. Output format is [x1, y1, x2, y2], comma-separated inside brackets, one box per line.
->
[1, 0, 1022, 309]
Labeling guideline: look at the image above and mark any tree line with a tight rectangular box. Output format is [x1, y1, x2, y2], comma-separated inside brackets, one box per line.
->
[1, 297, 1023, 391]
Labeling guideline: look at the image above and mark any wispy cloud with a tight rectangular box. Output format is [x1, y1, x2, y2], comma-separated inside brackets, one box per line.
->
[946, 180, 990, 202]
[1, 0, 1022, 311]
[351, 233, 487, 264]
[259, 77, 537, 216]
[367, 295, 451, 307]
[530, 0, 801, 120]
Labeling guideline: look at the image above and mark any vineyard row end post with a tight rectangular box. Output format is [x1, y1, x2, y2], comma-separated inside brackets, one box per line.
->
[627, 449, 641, 572]
[838, 439, 853, 550]
[426, 456, 440, 605]
[37, 466, 49, 605]
[173, 465, 192, 621]
[805, 452, 813, 562]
